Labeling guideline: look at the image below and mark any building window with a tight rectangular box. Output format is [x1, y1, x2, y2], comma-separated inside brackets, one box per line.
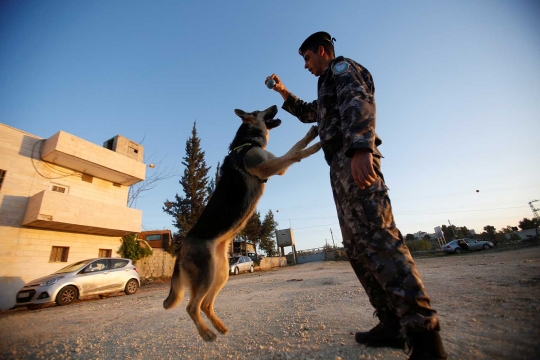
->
[50, 246, 69, 262]
[99, 249, 112, 257]
[0, 169, 5, 191]
[146, 234, 161, 241]
[51, 184, 68, 194]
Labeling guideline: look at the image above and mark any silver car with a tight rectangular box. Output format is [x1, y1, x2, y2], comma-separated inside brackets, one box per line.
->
[229, 256, 254, 275]
[15, 258, 140, 309]
[442, 239, 494, 254]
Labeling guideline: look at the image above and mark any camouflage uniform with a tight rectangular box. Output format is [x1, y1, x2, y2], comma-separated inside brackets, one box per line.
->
[282, 56, 438, 332]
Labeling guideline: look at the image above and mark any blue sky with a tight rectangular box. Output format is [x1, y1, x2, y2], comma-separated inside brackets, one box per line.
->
[1, 0, 539, 251]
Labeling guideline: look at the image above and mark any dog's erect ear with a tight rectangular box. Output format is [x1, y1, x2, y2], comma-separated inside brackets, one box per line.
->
[234, 109, 252, 123]
[234, 109, 246, 117]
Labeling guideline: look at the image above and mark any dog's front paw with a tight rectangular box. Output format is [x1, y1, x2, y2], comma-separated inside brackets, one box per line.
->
[308, 126, 319, 139]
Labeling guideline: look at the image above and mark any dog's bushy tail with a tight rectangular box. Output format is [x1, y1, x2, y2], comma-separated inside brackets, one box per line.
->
[163, 258, 185, 310]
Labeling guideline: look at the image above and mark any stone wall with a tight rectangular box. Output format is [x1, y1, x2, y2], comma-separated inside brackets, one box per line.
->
[134, 254, 287, 279]
[257, 256, 287, 270]
[134, 248, 176, 279]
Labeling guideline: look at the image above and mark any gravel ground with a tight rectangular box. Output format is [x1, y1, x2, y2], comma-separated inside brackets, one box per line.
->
[1, 245, 539, 360]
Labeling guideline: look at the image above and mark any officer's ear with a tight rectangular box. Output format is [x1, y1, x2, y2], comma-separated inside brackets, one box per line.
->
[317, 45, 325, 57]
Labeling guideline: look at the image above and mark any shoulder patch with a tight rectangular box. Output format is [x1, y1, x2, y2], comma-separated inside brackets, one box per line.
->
[332, 61, 349, 75]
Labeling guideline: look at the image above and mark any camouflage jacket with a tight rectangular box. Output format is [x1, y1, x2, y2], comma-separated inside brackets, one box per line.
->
[282, 56, 382, 164]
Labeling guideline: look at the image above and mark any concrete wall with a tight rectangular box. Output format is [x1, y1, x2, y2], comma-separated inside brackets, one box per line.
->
[257, 256, 287, 270]
[0, 123, 143, 310]
[134, 249, 176, 279]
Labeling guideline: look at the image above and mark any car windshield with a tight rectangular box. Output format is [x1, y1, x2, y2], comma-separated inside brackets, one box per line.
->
[54, 260, 92, 274]
[228, 257, 240, 264]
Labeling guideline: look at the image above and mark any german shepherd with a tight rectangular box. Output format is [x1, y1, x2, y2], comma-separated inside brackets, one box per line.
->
[163, 105, 321, 341]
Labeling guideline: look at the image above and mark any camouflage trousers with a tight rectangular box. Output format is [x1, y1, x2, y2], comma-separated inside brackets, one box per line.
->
[330, 150, 439, 332]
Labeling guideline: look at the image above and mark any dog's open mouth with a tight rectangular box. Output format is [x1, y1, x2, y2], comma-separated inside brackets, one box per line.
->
[263, 106, 281, 129]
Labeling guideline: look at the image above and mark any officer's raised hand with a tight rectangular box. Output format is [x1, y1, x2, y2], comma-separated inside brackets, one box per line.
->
[265, 74, 290, 101]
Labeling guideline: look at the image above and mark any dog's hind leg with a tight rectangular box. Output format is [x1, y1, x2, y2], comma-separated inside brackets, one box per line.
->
[185, 249, 218, 342]
[201, 240, 231, 335]
[163, 256, 186, 309]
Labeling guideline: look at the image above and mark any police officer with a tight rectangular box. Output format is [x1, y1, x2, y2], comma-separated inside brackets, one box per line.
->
[266, 32, 446, 359]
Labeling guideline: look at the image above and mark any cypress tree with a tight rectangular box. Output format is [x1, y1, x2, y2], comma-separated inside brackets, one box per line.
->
[164, 122, 211, 240]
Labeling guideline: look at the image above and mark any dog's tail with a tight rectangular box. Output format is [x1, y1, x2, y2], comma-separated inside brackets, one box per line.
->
[163, 257, 186, 310]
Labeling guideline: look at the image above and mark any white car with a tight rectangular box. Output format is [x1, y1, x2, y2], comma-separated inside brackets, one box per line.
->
[229, 256, 254, 275]
[442, 239, 494, 254]
[15, 258, 140, 309]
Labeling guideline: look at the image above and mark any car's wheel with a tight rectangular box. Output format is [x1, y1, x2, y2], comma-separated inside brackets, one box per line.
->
[483, 244, 490, 250]
[455, 248, 462, 254]
[56, 286, 77, 306]
[234, 267, 239, 275]
[249, 265, 254, 273]
[124, 279, 139, 295]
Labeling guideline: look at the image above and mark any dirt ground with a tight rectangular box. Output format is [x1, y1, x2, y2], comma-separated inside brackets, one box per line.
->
[1, 245, 539, 360]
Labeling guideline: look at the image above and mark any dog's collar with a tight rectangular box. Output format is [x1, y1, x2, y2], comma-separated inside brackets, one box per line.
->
[228, 143, 252, 154]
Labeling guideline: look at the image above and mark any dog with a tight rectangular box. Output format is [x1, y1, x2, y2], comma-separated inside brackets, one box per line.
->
[163, 105, 321, 341]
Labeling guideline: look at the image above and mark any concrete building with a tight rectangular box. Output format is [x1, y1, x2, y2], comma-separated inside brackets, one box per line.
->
[0, 123, 146, 310]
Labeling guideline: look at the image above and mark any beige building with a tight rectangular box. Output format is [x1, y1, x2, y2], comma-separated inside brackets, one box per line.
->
[0, 123, 146, 310]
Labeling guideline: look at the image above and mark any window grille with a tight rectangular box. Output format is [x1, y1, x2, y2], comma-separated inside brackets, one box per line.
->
[50, 246, 69, 262]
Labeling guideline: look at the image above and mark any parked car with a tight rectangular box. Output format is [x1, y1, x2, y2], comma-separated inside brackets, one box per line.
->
[15, 258, 140, 309]
[229, 256, 254, 275]
[247, 252, 265, 262]
[442, 239, 494, 254]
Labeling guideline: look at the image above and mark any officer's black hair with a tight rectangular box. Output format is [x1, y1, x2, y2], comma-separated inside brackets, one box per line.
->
[299, 31, 336, 58]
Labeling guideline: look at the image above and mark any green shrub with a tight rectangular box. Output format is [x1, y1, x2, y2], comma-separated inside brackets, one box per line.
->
[406, 239, 432, 251]
[118, 234, 153, 261]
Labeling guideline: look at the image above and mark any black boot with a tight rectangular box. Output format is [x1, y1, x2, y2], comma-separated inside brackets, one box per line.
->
[407, 327, 447, 360]
[355, 312, 404, 348]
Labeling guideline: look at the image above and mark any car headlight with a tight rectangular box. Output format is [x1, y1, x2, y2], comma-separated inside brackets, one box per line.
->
[41, 277, 63, 286]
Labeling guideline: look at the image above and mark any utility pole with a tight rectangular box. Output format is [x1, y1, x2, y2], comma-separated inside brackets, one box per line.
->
[330, 228, 336, 248]
[529, 200, 540, 221]
[448, 219, 457, 238]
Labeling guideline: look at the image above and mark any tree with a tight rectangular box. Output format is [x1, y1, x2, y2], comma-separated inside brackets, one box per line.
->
[163, 122, 211, 246]
[518, 217, 540, 230]
[499, 226, 514, 234]
[259, 210, 279, 256]
[128, 154, 178, 208]
[235, 210, 262, 256]
[118, 234, 153, 261]
[405, 233, 417, 251]
[207, 161, 221, 198]
[457, 226, 470, 238]
[441, 225, 457, 240]
[483, 225, 496, 241]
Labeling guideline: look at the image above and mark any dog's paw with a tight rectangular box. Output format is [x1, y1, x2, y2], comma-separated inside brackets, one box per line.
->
[200, 329, 218, 342]
[308, 126, 319, 138]
[216, 325, 229, 335]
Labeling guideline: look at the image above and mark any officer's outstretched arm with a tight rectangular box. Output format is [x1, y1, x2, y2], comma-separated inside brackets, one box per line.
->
[266, 74, 290, 101]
